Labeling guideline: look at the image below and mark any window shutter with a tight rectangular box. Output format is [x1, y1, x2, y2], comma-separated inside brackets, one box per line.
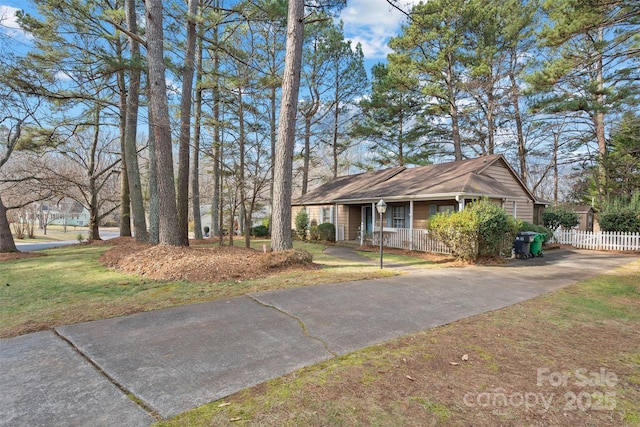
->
[429, 205, 437, 216]
[404, 205, 410, 227]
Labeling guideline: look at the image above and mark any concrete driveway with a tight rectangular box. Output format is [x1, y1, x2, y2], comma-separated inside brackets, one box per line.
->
[1, 248, 637, 425]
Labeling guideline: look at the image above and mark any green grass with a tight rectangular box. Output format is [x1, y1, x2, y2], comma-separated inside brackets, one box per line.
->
[10, 224, 90, 243]
[550, 268, 640, 322]
[0, 241, 393, 338]
[356, 249, 443, 268]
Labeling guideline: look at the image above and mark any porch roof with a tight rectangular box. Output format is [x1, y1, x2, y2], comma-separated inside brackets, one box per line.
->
[296, 155, 535, 206]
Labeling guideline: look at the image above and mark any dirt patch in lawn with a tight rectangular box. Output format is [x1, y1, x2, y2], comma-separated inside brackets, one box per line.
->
[99, 237, 318, 282]
[0, 252, 47, 262]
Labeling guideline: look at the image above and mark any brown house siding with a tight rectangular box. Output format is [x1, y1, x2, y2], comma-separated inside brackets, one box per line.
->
[346, 206, 360, 240]
[291, 205, 329, 229]
[483, 163, 534, 223]
[502, 199, 534, 223]
[413, 202, 430, 229]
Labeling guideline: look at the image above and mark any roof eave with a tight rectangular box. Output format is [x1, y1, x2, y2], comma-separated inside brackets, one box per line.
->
[333, 192, 531, 204]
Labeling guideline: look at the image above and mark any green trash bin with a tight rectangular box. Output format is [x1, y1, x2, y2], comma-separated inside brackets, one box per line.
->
[529, 232, 545, 257]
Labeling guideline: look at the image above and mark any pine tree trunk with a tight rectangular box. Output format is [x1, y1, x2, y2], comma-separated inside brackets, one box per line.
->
[269, 87, 277, 233]
[191, 33, 204, 241]
[124, 0, 148, 242]
[176, 0, 198, 246]
[302, 117, 311, 195]
[87, 110, 102, 241]
[271, 0, 304, 252]
[211, 21, 221, 238]
[594, 28, 607, 203]
[238, 86, 250, 248]
[509, 49, 526, 184]
[115, 38, 132, 237]
[147, 98, 160, 244]
[145, 0, 181, 246]
[447, 55, 462, 161]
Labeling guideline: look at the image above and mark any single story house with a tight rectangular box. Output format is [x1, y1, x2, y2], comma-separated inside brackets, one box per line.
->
[292, 154, 541, 248]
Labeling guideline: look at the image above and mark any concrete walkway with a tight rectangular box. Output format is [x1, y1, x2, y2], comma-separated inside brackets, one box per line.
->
[1, 248, 637, 426]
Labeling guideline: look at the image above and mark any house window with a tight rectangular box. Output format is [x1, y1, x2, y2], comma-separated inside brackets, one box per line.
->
[321, 207, 333, 224]
[428, 204, 456, 217]
[438, 205, 456, 213]
[391, 206, 406, 228]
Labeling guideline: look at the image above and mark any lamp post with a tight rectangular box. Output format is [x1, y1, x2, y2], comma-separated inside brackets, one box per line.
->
[376, 199, 387, 269]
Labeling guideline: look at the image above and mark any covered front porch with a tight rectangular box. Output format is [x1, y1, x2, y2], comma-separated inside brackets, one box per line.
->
[336, 200, 458, 254]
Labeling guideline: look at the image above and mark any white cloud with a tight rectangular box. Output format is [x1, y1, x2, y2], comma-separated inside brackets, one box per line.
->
[339, 0, 420, 60]
[55, 71, 72, 81]
[0, 5, 20, 29]
[0, 5, 33, 40]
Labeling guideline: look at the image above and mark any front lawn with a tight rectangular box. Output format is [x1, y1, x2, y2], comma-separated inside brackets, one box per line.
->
[0, 240, 396, 338]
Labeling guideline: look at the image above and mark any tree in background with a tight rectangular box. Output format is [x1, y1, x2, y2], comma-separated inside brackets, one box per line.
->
[38, 120, 121, 241]
[529, 0, 640, 202]
[390, 0, 467, 160]
[176, 0, 200, 246]
[542, 207, 579, 231]
[298, 14, 334, 194]
[462, 0, 538, 162]
[571, 112, 640, 205]
[601, 112, 640, 200]
[322, 23, 368, 178]
[352, 58, 434, 167]
[122, 0, 148, 242]
[598, 194, 640, 233]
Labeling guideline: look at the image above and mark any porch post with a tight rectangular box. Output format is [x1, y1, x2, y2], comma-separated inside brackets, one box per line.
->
[372, 202, 376, 243]
[334, 203, 339, 240]
[360, 206, 365, 246]
[409, 200, 414, 251]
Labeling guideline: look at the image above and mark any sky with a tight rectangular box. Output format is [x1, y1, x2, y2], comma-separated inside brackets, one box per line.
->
[339, 0, 417, 68]
[1, 0, 418, 69]
[0, 3, 24, 35]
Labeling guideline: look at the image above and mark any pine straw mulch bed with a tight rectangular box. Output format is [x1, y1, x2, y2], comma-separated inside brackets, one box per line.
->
[98, 237, 319, 283]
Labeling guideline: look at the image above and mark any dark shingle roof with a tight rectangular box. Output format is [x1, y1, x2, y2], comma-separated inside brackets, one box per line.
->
[296, 155, 534, 205]
[296, 166, 405, 204]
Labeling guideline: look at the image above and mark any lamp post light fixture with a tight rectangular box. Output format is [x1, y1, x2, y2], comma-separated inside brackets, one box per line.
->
[375, 199, 387, 269]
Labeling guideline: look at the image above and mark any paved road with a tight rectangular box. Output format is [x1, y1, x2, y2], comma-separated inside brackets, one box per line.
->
[1, 248, 637, 425]
[14, 230, 120, 252]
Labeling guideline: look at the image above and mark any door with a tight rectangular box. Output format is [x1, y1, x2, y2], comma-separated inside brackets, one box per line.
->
[364, 206, 373, 235]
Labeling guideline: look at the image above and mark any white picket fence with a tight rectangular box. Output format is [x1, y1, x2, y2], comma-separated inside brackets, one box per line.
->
[371, 228, 451, 254]
[553, 229, 640, 251]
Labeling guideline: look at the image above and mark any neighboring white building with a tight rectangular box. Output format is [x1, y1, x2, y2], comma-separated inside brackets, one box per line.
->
[42, 199, 90, 227]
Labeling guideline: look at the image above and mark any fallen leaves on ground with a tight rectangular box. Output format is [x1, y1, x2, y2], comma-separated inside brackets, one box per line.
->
[99, 237, 317, 282]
